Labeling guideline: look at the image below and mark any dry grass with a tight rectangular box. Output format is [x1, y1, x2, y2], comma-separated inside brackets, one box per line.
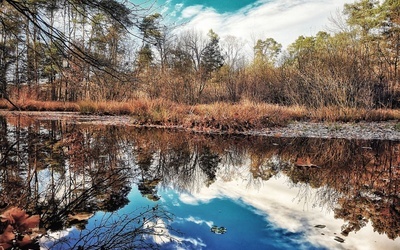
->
[1, 98, 79, 111]
[188, 100, 307, 131]
[125, 98, 187, 125]
[1, 97, 399, 132]
[0, 99, 10, 109]
[77, 99, 188, 125]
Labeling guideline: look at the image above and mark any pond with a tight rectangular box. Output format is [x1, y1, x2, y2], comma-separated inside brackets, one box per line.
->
[0, 113, 399, 249]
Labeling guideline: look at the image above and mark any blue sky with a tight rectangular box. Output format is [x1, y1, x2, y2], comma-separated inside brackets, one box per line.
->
[159, 0, 258, 14]
[149, 0, 355, 48]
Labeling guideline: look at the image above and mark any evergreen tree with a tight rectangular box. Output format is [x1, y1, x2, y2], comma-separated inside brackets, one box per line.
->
[200, 29, 224, 79]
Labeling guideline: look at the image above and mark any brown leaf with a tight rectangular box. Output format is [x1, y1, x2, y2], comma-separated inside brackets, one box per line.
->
[19, 234, 34, 246]
[10, 207, 29, 224]
[0, 242, 12, 249]
[1, 207, 28, 225]
[295, 157, 319, 168]
[295, 157, 312, 167]
[21, 215, 40, 232]
[0, 225, 16, 243]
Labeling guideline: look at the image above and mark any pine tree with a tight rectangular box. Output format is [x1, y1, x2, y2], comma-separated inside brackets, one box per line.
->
[200, 29, 224, 79]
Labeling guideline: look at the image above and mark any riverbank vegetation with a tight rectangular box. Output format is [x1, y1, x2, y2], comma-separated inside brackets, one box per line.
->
[0, 0, 399, 129]
[1, 97, 400, 133]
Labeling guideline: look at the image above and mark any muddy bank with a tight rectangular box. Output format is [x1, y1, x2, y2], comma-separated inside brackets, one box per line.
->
[1, 110, 400, 141]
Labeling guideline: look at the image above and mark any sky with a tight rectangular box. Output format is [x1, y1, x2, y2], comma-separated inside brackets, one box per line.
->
[150, 0, 356, 48]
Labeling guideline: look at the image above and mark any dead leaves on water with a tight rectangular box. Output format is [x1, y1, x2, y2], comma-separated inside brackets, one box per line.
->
[0, 207, 41, 249]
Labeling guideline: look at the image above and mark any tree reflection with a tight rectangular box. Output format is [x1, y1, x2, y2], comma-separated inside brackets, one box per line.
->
[276, 137, 400, 239]
[126, 130, 400, 240]
[0, 115, 173, 249]
[0, 113, 399, 247]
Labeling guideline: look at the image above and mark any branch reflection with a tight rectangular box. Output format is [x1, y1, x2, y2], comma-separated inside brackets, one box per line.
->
[0, 114, 399, 249]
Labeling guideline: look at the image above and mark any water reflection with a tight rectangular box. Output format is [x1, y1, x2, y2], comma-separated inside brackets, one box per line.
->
[0, 114, 399, 249]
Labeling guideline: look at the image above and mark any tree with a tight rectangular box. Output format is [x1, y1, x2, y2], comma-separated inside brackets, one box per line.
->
[138, 13, 174, 72]
[343, 0, 400, 107]
[253, 38, 282, 66]
[378, 0, 400, 106]
[6, 0, 133, 68]
[136, 44, 154, 73]
[245, 37, 282, 103]
[163, 41, 195, 103]
[0, 2, 24, 102]
[219, 35, 246, 102]
[166, 29, 209, 103]
[287, 35, 316, 70]
[343, 0, 381, 36]
[200, 29, 224, 79]
[194, 29, 224, 101]
[0, 0, 140, 104]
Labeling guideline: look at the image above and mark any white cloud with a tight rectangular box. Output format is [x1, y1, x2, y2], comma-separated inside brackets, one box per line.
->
[175, 3, 184, 11]
[186, 216, 214, 228]
[176, 0, 355, 48]
[181, 5, 205, 19]
[169, 3, 184, 17]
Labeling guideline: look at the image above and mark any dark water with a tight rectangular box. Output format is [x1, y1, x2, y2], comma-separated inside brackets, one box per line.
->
[0, 114, 399, 250]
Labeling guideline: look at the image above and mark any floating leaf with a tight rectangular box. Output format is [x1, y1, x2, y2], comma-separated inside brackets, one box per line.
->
[334, 236, 345, 243]
[0, 207, 41, 247]
[210, 225, 227, 234]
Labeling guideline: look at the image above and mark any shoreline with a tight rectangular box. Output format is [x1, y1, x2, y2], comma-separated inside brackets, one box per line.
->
[1, 110, 400, 141]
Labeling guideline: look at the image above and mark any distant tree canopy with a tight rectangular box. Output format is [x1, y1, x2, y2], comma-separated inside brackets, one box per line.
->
[0, 0, 399, 108]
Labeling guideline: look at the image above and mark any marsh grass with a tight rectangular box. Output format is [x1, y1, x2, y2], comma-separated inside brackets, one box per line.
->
[1, 97, 399, 132]
[0, 98, 79, 111]
[189, 101, 308, 131]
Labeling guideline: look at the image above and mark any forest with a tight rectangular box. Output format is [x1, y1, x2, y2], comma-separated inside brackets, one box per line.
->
[0, 0, 399, 122]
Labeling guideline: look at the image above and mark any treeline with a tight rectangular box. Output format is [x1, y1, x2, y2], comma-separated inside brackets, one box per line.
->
[1, 0, 399, 109]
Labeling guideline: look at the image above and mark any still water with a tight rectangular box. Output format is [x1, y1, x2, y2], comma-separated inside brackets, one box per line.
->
[0, 114, 399, 250]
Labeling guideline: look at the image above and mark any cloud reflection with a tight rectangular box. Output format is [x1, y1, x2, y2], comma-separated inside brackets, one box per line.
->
[39, 228, 74, 249]
[186, 216, 214, 228]
[177, 168, 400, 250]
[144, 219, 173, 244]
